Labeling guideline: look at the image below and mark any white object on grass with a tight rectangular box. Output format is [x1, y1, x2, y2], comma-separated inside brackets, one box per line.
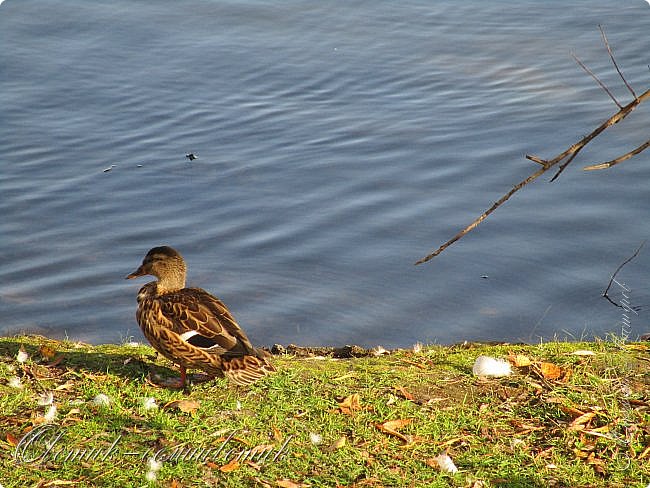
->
[472, 355, 512, 377]
[142, 397, 158, 410]
[44, 405, 58, 423]
[38, 391, 54, 406]
[433, 452, 459, 473]
[92, 393, 111, 406]
[16, 349, 29, 363]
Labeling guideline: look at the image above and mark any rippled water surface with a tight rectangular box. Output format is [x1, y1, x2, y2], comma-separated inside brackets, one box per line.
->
[1, 0, 649, 347]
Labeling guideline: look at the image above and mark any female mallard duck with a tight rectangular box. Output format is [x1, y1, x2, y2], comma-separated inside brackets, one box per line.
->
[126, 246, 274, 387]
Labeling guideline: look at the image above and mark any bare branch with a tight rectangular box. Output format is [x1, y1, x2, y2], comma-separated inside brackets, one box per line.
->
[415, 93, 649, 264]
[599, 25, 637, 99]
[525, 154, 550, 167]
[602, 241, 645, 308]
[583, 139, 650, 171]
[572, 52, 622, 108]
[415, 166, 547, 265]
[415, 29, 650, 264]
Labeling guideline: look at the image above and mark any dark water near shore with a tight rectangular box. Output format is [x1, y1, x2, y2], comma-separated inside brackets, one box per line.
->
[1, 0, 649, 348]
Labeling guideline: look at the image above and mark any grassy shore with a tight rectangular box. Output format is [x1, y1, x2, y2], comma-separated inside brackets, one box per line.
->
[0, 335, 648, 487]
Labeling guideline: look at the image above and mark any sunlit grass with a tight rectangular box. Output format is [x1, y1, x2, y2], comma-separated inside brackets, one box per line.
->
[0, 335, 648, 487]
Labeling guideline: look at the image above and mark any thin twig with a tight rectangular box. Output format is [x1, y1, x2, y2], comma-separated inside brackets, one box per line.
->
[572, 52, 622, 108]
[583, 139, 650, 171]
[550, 148, 581, 182]
[526, 154, 549, 167]
[599, 25, 637, 99]
[602, 241, 646, 308]
[414, 166, 548, 265]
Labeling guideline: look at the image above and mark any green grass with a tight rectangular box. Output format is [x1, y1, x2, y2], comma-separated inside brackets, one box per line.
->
[0, 335, 648, 487]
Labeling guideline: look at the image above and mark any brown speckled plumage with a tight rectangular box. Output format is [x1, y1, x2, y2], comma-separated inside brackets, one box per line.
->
[126, 246, 274, 386]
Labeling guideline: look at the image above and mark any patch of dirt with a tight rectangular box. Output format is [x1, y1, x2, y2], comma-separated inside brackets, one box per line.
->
[270, 344, 383, 358]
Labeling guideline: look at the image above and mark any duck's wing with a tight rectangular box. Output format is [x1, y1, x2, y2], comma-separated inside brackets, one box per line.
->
[155, 288, 256, 356]
[222, 356, 277, 385]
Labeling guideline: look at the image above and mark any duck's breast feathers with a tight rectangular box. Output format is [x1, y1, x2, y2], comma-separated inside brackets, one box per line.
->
[154, 287, 256, 353]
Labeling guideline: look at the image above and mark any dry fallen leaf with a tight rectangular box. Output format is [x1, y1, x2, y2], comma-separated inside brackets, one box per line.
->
[54, 380, 76, 391]
[587, 452, 607, 474]
[46, 356, 64, 367]
[638, 445, 650, 460]
[219, 460, 240, 473]
[568, 350, 595, 356]
[272, 424, 283, 441]
[163, 399, 200, 413]
[538, 362, 563, 380]
[338, 393, 362, 415]
[401, 359, 427, 369]
[276, 479, 306, 488]
[253, 477, 273, 488]
[6, 432, 19, 447]
[394, 386, 414, 401]
[569, 412, 596, 430]
[376, 419, 413, 444]
[39, 344, 57, 361]
[329, 436, 346, 451]
[509, 353, 533, 367]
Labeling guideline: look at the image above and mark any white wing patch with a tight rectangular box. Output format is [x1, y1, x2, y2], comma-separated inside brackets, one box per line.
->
[179, 330, 220, 349]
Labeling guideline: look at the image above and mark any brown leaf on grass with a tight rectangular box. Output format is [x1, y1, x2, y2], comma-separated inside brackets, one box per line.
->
[276, 479, 308, 488]
[163, 399, 200, 413]
[248, 444, 275, 458]
[539, 362, 563, 380]
[252, 477, 273, 488]
[394, 386, 414, 401]
[508, 353, 533, 367]
[568, 350, 595, 356]
[46, 356, 64, 367]
[38, 344, 57, 361]
[587, 452, 607, 475]
[6, 432, 19, 447]
[219, 459, 240, 472]
[557, 404, 586, 418]
[569, 411, 596, 430]
[328, 436, 346, 451]
[54, 380, 76, 391]
[337, 393, 362, 415]
[244, 460, 262, 471]
[401, 359, 427, 369]
[639, 445, 650, 460]
[376, 419, 413, 445]
[272, 424, 283, 442]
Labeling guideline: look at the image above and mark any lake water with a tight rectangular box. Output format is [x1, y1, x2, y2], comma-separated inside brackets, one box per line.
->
[1, 0, 649, 348]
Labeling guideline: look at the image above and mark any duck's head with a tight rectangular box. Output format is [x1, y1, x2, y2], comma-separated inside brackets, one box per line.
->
[126, 246, 187, 291]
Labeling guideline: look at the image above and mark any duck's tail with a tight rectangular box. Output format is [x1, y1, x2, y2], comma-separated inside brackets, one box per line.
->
[222, 354, 276, 386]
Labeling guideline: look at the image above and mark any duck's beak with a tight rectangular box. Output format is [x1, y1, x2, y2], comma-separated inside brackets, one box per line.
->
[125, 265, 146, 280]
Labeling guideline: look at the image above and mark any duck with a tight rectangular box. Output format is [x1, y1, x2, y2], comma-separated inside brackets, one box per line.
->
[185, 153, 197, 161]
[126, 246, 274, 387]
